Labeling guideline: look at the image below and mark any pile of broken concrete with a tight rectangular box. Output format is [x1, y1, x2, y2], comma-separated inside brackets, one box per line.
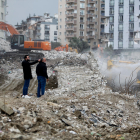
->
[0, 51, 139, 140]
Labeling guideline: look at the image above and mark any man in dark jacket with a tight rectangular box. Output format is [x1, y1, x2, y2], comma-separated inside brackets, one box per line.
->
[22, 55, 40, 98]
[36, 58, 49, 98]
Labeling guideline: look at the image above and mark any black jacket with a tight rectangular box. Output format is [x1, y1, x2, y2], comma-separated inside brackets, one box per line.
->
[22, 60, 38, 80]
[36, 62, 48, 79]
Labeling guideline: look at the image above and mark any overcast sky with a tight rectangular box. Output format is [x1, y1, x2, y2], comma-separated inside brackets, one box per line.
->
[6, 0, 58, 26]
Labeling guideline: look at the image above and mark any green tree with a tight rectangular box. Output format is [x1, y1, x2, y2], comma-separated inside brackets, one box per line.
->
[69, 37, 89, 53]
[51, 42, 61, 50]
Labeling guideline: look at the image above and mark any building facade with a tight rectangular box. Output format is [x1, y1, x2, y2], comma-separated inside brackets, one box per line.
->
[16, 13, 58, 42]
[0, 0, 7, 39]
[104, 0, 140, 50]
[58, 0, 105, 48]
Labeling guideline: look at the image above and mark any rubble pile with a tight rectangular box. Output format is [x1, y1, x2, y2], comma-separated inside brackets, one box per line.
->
[0, 38, 10, 52]
[0, 51, 139, 139]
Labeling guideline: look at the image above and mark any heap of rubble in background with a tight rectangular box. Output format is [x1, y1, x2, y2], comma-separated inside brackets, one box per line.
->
[0, 38, 11, 52]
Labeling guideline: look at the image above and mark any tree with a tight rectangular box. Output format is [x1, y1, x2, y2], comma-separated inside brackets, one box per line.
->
[51, 42, 61, 50]
[69, 37, 89, 53]
[104, 45, 115, 57]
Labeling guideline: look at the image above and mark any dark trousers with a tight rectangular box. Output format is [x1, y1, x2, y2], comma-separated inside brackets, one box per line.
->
[37, 76, 46, 98]
[23, 79, 30, 95]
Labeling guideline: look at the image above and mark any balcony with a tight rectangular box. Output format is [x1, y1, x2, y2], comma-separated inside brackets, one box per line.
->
[66, 33, 76, 38]
[87, 35, 95, 39]
[101, 0, 105, 4]
[87, 7, 95, 11]
[66, 27, 76, 31]
[66, 19, 77, 24]
[66, 5, 77, 11]
[87, 13, 94, 17]
[87, 27, 94, 31]
[80, 20, 84, 23]
[66, 0, 77, 4]
[86, 20, 95, 25]
[66, 12, 77, 17]
[37, 32, 41, 36]
[37, 26, 41, 30]
[88, 0, 95, 4]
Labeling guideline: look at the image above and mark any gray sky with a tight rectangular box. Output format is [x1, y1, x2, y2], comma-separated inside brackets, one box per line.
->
[6, 0, 58, 26]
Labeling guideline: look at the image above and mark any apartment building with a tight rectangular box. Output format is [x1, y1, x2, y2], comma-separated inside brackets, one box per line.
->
[104, 0, 140, 50]
[0, 0, 7, 39]
[58, 0, 105, 49]
[16, 13, 58, 42]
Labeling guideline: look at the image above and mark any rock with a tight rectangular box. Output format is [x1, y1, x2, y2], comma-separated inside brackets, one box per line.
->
[69, 131, 77, 135]
[82, 106, 88, 111]
[74, 110, 81, 118]
[9, 126, 21, 133]
[90, 108, 97, 114]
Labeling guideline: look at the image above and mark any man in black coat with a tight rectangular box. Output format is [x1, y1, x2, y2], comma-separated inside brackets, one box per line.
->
[22, 55, 40, 98]
[36, 58, 49, 98]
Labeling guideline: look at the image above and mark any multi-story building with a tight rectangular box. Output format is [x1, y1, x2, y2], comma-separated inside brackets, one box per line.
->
[58, 0, 106, 49]
[16, 13, 58, 42]
[104, 0, 140, 50]
[0, 0, 7, 39]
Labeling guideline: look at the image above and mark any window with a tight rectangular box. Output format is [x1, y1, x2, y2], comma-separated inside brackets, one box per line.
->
[110, 33, 114, 39]
[130, 0, 134, 4]
[139, 5, 140, 10]
[109, 16, 114, 22]
[110, 8, 114, 14]
[80, 10, 85, 15]
[45, 31, 49, 35]
[130, 6, 134, 13]
[45, 25, 50, 29]
[129, 23, 134, 30]
[1, 0, 4, 7]
[129, 41, 134, 48]
[110, 24, 114, 31]
[20, 36, 24, 44]
[80, 24, 84, 29]
[94, 42, 96, 45]
[129, 32, 134, 38]
[88, 39, 90, 43]
[54, 36, 57, 42]
[1, 12, 3, 20]
[45, 36, 49, 41]
[60, 12, 62, 15]
[60, 19, 62, 22]
[119, 32, 123, 39]
[119, 24, 123, 30]
[119, 0, 123, 5]
[60, 5, 62, 8]
[80, 3, 85, 8]
[129, 15, 134, 21]
[119, 15, 123, 22]
[60, 25, 62, 29]
[80, 31, 84, 36]
[110, 0, 114, 6]
[118, 41, 123, 48]
[139, 22, 140, 27]
[56, 26, 58, 30]
[119, 7, 123, 13]
[54, 31, 57, 35]
[59, 32, 61, 35]
[108, 42, 114, 47]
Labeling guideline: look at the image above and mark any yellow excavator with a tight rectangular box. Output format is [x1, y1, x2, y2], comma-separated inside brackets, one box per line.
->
[107, 60, 140, 95]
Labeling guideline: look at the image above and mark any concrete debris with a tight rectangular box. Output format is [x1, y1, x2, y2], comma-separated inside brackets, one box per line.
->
[0, 38, 11, 52]
[0, 50, 139, 139]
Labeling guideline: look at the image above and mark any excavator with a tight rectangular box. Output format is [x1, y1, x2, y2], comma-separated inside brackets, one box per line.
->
[4, 34, 51, 59]
[107, 59, 140, 96]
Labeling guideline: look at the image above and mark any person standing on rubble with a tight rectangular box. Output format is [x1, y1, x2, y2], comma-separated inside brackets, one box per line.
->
[36, 58, 49, 98]
[22, 55, 40, 98]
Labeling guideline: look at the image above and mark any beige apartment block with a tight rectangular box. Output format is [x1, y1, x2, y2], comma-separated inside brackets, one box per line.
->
[58, 0, 105, 49]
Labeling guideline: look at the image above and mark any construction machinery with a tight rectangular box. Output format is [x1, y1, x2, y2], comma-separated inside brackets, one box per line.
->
[4, 34, 51, 60]
[107, 59, 140, 96]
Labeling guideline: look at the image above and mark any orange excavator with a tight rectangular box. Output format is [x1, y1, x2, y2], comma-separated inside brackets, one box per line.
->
[5, 34, 51, 59]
